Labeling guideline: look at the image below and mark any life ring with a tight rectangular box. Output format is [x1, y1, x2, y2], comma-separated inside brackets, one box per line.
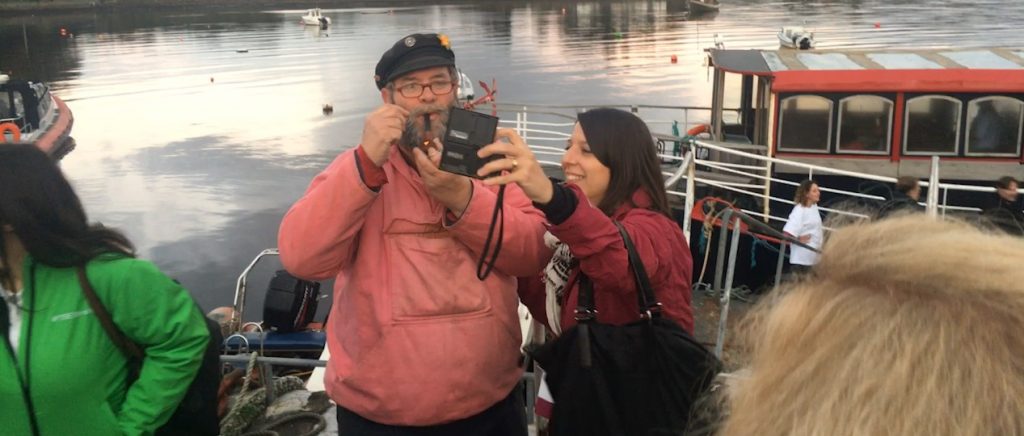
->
[0, 122, 21, 142]
[686, 124, 710, 136]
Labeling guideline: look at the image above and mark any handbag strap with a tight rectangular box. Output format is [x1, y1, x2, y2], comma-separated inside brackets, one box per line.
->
[76, 267, 144, 360]
[575, 222, 662, 321]
[615, 222, 660, 316]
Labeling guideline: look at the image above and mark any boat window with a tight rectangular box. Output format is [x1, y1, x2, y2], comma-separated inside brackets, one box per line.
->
[904, 95, 961, 155]
[32, 83, 51, 116]
[836, 95, 892, 154]
[965, 97, 1023, 156]
[722, 72, 744, 125]
[0, 91, 25, 122]
[777, 95, 832, 152]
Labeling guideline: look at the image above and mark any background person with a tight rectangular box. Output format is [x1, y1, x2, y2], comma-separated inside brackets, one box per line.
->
[0, 143, 209, 436]
[782, 180, 822, 274]
[719, 216, 1024, 436]
[876, 176, 923, 219]
[277, 33, 548, 435]
[981, 176, 1024, 235]
[480, 107, 694, 337]
[479, 107, 696, 436]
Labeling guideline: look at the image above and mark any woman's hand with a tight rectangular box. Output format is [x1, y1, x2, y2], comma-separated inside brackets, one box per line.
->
[476, 128, 554, 204]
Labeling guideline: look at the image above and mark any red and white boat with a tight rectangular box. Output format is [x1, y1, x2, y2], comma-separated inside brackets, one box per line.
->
[0, 74, 75, 159]
[703, 47, 1024, 182]
[697, 47, 1024, 212]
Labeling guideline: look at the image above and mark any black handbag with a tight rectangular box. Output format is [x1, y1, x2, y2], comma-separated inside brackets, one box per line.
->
[531, 223, 722, 436]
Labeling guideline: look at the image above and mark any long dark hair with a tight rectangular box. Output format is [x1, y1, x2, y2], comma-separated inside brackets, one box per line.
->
[0, 144, 134, 287]
[577, 108, 672, 217]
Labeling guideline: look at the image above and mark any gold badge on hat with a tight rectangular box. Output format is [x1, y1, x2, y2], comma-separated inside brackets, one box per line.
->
[404, 36, 416, 47]
[438, 34, 451, 50]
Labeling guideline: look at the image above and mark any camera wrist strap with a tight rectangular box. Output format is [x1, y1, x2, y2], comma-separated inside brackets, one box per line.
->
[476, 185, 506, 280]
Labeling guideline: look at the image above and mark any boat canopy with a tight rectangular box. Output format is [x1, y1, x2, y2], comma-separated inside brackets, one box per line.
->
[708, 48, 1024, 92]
[0, 79, 48, 132]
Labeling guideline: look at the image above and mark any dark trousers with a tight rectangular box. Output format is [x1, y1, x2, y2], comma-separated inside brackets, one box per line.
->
[786, 263, 813, 282]
[336, 384, 527, 436]
[790, 264, 812, 275]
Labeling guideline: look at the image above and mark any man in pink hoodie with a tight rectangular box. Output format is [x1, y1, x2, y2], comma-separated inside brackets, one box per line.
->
[277, 33, 549, 435]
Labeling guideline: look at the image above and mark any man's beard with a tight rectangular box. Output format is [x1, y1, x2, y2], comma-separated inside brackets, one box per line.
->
[399, 103, 452, 151]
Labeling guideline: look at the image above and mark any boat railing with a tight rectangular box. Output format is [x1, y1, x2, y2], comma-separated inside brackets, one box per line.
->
[230, 248, 280, 334]
[931, 180, 1013, 215]
[494, 102, 742, 140]
[497, 102, 1013, 233]
[708, 207, 818, 358]
[0, 114, 26, 130]
[499, 105, 901, 235]
[686, 140, 1014, 228]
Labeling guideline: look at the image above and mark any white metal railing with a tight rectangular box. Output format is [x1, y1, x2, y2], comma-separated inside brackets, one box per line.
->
[231, 248, 280, 333]
[689, 139, 1014, 222]
[495, 102, 740, 131]
[495, 104, 1011, 240]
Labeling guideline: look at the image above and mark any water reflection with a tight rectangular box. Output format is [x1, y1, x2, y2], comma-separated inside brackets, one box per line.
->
[1, 0, 1022, 311]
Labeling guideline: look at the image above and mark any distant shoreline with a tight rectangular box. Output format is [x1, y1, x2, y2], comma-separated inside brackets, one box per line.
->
[0, 0, 419, 15]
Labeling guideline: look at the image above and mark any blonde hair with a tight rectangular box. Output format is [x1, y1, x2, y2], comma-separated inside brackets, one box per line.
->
[720, 216, 1024, 436]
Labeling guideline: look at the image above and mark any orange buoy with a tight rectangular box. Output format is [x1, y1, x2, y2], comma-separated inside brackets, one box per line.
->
[686, 124, 709, 136]
[671, 54, 678, 63]
[0, 122, 22, 142]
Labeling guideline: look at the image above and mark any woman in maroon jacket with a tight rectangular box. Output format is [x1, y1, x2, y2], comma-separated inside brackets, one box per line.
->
[477, 107, 693, 336]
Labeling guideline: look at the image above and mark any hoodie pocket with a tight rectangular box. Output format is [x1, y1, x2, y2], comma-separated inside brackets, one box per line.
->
[385, 218, 491, 321]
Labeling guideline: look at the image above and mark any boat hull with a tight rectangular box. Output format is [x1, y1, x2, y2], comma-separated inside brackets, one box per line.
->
[301, 16, 331, 26]
[778, 30, 814, 49]
[35, 95, 75, 159]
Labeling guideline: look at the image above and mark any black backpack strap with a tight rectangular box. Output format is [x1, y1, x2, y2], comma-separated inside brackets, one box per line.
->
[614, 222, 661, 317]
[76, 267, 144, 360]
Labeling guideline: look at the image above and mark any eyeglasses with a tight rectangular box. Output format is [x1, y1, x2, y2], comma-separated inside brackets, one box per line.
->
[395, 80, 455, 98]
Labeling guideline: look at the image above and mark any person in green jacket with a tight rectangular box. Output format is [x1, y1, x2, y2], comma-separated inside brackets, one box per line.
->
[0, 143, 210, 436]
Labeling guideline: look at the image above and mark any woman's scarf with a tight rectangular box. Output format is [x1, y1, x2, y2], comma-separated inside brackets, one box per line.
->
[543, 231, 574, 336]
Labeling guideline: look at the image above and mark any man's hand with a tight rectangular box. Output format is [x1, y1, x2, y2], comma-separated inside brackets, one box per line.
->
[360, 104, 409, 166]
[413, 141, 473, 218]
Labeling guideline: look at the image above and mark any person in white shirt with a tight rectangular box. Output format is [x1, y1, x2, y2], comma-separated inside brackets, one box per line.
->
[783, 180, 823, 274]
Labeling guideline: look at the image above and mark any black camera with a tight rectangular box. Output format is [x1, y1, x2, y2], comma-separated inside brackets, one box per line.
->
[439, 107, 500, 178]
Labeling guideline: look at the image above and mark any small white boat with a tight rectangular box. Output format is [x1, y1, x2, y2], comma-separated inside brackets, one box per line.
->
[689, 0, 721, 14]
[301, 8, 331, 28]
[457, 68, 475, 101]
[778, 26, 815, 50]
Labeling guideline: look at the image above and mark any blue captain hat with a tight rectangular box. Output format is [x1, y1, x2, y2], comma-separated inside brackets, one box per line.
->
[374, 33, 456, 90]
